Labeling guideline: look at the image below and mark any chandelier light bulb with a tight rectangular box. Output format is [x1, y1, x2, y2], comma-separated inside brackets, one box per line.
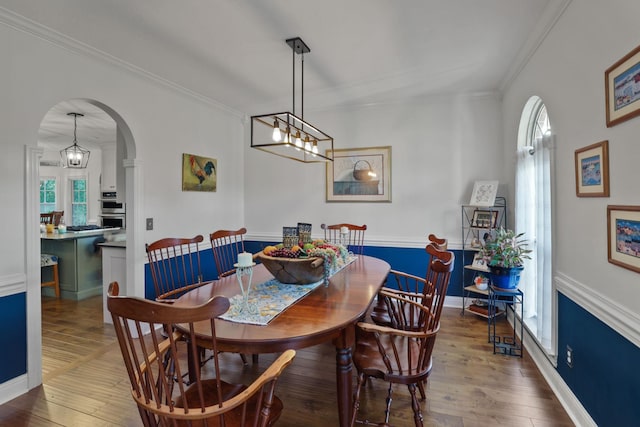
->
[283, 127, 291, 144]
[272, 119, 282, 142]
[294, 130, 303, 149]
[304, 135, 311, 151]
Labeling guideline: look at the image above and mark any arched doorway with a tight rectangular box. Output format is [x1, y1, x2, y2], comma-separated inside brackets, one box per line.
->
[27, 98, 141, 389]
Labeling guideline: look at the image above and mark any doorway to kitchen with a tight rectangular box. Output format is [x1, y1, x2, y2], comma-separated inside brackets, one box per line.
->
[27, 97, 140, 389]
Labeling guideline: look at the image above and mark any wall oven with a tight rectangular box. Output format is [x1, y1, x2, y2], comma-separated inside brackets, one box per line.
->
[99, 191, 125, 228]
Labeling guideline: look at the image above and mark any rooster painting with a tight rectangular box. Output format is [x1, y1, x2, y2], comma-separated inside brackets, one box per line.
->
[182, 153, 217, 192]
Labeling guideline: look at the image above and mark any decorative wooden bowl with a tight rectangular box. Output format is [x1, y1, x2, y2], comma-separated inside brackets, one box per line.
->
[256, 251, 325, 285]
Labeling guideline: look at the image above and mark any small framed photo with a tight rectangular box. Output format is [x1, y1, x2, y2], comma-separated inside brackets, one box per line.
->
[575, 140, 609, 197]
[471, 209, 498, 228]
[605, 43, 640, 127]
[471, 252, 489, 272]
[469, 180, 498, 206]
[607, 205, 640, 273]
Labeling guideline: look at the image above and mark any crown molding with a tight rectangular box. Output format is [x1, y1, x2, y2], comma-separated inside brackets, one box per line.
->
[499, 0, 573, 93]
[0, 7, 243, 118]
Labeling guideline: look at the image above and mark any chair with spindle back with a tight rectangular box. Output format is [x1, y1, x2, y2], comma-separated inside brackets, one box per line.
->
[107, 281, 296, 427]
[40, 213, 54, 224]
[320, 223, 367, 255]
[370, 234, 449, 327]
[351, 249, 455, 426]
[209, 227, 250, 279]
[145, 235, 205, 302]
[52, 210, 64, 226]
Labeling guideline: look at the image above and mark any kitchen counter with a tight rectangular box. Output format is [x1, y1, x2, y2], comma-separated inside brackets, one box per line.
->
[41, 227, 123, 300]
[41, 227, 121, 240]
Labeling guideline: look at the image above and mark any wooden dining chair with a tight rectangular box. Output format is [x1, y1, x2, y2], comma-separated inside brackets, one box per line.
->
[352, 249, 454, 427]
[209, 227, 260, 365]
[370, 242, 453, 327]
[40, 212, 54, 224]
[52, 210, 64, 226]
[209, 227, 249, 279]
[145, 235, 206, 302]
[320, 223, 367, 255]
[427, 233, 447, 250]
[107, 282, 296, 427]
[40, 253, 60, 298]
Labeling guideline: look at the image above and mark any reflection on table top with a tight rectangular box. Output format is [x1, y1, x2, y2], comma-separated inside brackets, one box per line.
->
[174, 255, 391, 353]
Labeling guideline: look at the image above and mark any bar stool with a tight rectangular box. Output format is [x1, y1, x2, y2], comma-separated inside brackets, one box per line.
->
[41, 253, 60, 298]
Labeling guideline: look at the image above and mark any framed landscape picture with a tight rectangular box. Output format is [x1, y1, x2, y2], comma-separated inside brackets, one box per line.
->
[182, 153, 217, 192]
[605, 43, 640, 127]
[607, 205, 640, 273]
[575, 140, 609, 197]
[326, 146, 391, 202]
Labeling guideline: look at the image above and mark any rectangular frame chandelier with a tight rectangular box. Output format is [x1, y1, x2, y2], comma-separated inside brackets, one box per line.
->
[250, 37, 333, 163]
[251, 111, 333, 163]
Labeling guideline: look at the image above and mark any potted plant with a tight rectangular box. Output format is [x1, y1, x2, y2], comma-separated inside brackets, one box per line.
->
[479, 228, 531, 289]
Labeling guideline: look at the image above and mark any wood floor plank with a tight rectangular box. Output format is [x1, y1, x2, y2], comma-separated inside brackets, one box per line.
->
[0, 296, 574, 426]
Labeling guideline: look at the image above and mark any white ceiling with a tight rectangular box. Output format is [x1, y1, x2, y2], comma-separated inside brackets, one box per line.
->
[1, 0, 566, 147]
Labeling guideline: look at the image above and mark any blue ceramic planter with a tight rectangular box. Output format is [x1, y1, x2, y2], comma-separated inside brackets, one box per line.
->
[488, 265, 524, 289]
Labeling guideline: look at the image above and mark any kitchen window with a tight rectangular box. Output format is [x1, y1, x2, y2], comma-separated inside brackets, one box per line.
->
[39, 178, 56, 213]
[71, 178, 87, 225]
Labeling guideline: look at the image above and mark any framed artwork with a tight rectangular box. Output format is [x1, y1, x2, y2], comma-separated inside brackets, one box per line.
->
[575, 140, 609, 197]
[326, 146, 391, 202]
[605, 43, 640, 127]
[471, 252, 489, 272]
[182, 153, 217, 192]
[607, 205, 640, 274]
[471, 209, 498, 228]
[469, 180, 499, 206]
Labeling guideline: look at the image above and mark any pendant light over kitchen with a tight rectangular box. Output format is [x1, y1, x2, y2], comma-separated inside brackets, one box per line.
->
[60, 112, 90, 168]
[251, 37, 333, 163]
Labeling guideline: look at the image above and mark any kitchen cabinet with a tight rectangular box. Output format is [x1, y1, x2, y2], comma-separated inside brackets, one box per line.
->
[101, 145, 116, 191]
[41, 229, 119, 300]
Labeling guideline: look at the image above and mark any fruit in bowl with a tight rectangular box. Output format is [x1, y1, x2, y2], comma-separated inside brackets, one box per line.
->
[257, 240, 350, 285]
[256, 251, 325, 285]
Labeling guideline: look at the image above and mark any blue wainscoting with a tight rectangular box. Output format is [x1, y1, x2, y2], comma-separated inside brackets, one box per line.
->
[557, 293, 640, 426]
[144, 243, 465, 300]
[0, 292, 27, 383]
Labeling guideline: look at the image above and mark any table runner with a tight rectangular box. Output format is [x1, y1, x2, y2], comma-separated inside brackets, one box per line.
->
[219, 256, 357, 325]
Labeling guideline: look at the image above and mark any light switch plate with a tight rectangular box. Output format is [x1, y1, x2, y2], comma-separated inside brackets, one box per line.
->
[146, 218, 153, 230]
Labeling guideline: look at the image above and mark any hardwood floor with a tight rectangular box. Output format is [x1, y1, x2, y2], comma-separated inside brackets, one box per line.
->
[0, 296, 574, 426]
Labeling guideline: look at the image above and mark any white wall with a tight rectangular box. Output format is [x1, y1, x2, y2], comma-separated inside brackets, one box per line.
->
[244, 93, 507, 247]
[0, 12, 247, 398]
[502, 0, 640, 317]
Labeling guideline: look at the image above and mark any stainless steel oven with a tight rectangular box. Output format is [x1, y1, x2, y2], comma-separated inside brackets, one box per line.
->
[99, 192, 125, 228]
[100, 191, 125, 213]
[100, 213, 125, 229]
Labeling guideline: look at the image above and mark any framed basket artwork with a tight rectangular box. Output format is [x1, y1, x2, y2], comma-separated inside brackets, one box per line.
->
[605, 43, 640, 127]
[326, 146, 391, 202]
[575, 140, 609, 197]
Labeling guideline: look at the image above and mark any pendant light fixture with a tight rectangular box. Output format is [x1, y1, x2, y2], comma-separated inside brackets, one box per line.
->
[251, 37, 333, 163]
[60, 112, 90, 168]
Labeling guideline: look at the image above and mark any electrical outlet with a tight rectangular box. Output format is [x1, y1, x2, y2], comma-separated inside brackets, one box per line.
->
[146, 218, 153, 230]
[566, 345, 573, 368]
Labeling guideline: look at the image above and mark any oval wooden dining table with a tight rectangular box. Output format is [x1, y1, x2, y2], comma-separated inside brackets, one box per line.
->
[174, 255, 390, 427]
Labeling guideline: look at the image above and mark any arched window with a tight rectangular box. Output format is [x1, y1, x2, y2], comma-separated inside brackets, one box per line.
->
[516, 96, 555, 359]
